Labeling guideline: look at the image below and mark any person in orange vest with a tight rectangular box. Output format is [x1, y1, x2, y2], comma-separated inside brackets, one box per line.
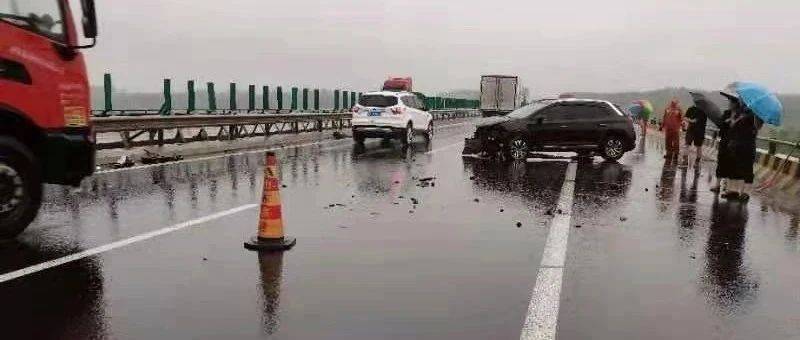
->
[660, 99, 683, 161]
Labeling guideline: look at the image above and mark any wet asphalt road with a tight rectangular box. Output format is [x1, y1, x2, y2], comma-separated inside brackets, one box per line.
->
[2, 122, 800, 339]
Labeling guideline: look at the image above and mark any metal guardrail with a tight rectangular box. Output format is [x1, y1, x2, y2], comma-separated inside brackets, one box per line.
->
[91, 109, 480, 150]
[705, 128, 800, 157]
[90, 109, 351, 117]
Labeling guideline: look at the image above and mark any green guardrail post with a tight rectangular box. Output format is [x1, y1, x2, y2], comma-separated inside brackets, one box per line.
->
[262, 86, 270, 111]
[302, 88, 309, 111]
[314, 89, 320, 111]
[103, 73, 112, 114]
[229, 83, 237, 113]
[277, 86, 283, 111]
[187, 80, 196, 114]
[207, 82, 217, 112]
[291, 87, 298, 111]
[350, 92, 356, 109]
[334, 90, 340, 111]
[248, 85, 256, 112]
[343, 91, 349, 109]
[159, 78, 172, 116]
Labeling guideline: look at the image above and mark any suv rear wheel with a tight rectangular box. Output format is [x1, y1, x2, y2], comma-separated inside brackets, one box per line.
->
[0, 137, 42, 239]
[400, 123, 413, 145]
[423, 122, 433, 141]
[601, 135, 625, 161]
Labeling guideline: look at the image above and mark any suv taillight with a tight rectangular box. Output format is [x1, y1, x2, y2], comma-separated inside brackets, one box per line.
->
[391, 106, 404, 115]
[351, 105, 361, 113]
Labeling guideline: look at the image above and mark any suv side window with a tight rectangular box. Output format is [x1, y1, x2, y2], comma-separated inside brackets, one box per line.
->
[408, 96, 419, 109]
[413, 96, 424, 110]
[401, 96, 414, 108]
[537, 105, 571, 121]
[558, 104, 607, 121]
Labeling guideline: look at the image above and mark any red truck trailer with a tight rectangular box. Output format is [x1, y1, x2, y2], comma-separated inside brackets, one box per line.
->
[0, 0, 98, 238]
[382, 77, 412, 92]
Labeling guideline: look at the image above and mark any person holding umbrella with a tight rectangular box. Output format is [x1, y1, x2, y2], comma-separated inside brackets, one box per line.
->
[628, 100, 654, 138]
[660, 98, 683, 161]
[689, 91, 731, 193]
[719, 82, 783, 201]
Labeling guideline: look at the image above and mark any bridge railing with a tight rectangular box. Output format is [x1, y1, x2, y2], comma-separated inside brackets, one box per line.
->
[704, 129, 800, 159]
[93, 73, 480, 117]
[92, 109, 480, 150]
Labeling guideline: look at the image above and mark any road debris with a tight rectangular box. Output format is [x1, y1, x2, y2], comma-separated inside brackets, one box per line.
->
[141, 149, 183, 164]
[108, 155, 135, 169]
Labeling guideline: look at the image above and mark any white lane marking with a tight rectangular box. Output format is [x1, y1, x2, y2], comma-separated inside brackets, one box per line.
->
[521, 161, 577, 340]
[426, 141, 464, 155]
[435, 121, 472, 130]
[96, 139, 349, 174]
[0, 204, 258, 284]
[523, 267, 563, 339]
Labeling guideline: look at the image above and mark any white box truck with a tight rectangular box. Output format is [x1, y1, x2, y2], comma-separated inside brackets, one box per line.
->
[480, 75, 518, 116]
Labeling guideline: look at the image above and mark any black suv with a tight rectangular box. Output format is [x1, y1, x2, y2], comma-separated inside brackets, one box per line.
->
[463, 98, 636, 161]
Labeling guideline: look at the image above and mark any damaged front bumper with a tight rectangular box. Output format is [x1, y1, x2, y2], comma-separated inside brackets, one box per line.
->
[462, 136, 502, 155]
[462, 137, 484, 154]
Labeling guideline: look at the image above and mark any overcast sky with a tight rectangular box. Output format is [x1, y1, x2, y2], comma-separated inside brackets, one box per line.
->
[85, 0, 799, 95]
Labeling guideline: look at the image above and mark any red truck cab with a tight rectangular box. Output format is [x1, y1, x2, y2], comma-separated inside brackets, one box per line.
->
[0, 0, 98, 238]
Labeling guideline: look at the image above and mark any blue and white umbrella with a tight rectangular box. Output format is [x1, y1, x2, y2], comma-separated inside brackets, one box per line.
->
[723, 82, 784, 126]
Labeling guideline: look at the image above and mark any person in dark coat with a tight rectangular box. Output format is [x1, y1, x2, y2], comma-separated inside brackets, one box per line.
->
[710, 108, 734, 193]
[684, 105, 708, 162]
[724, 108, 763, 201]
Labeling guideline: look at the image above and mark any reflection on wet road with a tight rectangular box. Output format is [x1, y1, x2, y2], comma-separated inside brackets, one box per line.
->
[1, 125, 799, 339]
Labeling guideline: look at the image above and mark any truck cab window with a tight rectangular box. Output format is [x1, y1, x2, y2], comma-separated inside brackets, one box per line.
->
[0, 0, 65, 41]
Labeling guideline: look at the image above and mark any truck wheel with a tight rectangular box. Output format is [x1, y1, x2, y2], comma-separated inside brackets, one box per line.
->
[400, 123, 413, 145]
[0, 137, 42, 239]
[600, 135, 625, 162]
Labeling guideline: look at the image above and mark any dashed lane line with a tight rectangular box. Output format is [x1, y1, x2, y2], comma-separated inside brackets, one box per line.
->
[0, 204, 258, 284]
[520, 161, 577, 340]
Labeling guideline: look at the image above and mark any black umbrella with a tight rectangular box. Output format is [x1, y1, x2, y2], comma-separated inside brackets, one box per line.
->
[689, 92, 725, 127]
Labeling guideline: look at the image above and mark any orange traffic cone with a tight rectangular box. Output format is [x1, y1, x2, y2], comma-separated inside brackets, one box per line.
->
[244, 152, 296, 251]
